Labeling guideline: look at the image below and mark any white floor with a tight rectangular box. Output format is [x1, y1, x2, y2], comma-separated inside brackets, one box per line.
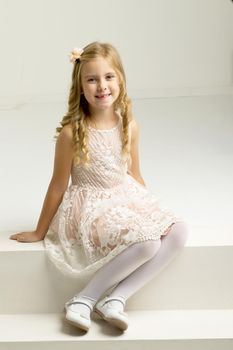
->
[0, 94, 232, 246]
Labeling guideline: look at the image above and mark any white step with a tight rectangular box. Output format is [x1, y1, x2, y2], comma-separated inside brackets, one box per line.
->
[1, 230, 233, 313]
[0, 310, 232, 350]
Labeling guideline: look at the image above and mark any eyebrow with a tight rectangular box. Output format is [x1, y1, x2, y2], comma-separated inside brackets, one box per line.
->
[84, 72, 116, 78]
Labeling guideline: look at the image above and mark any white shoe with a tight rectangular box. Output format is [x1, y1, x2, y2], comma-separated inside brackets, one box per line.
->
[93, 296, 129, 331]
[65, 295, 94, 331]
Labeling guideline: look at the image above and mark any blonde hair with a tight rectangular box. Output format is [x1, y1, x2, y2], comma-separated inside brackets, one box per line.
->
[55, 41, 132, 167]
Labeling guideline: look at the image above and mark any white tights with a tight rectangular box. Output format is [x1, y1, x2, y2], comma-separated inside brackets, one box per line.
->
[70, 221, 189, 315]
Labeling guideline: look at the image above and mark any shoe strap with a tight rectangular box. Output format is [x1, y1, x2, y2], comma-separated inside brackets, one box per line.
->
[66, 296, 94, 311]
[103, 296, 126, 307]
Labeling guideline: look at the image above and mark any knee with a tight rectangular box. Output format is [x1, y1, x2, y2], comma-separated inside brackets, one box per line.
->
[134, 239, 161, 262]
[169, 221, 189, 248]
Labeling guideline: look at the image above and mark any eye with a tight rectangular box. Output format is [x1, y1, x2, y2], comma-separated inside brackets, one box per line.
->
[87, 78, 96, 82]
[106, 74, 115, 80]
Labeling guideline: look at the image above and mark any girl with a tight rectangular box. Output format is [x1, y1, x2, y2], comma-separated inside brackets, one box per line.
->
[10, 42, 189, 332]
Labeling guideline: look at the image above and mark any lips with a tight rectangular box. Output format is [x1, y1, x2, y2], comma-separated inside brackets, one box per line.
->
[95, 93, 111, 99]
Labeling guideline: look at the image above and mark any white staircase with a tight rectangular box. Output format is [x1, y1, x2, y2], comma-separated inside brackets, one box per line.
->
[1, 227, 233, 350]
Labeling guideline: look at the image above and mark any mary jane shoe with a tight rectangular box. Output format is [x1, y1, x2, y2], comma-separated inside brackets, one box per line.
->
[65, 295, 94, 331]
[94, 296, 129, 331]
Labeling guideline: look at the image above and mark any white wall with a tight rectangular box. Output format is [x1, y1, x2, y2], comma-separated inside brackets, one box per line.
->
[0, 0, 233, 107]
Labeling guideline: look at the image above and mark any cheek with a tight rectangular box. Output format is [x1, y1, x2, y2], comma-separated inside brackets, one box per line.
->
[114, 84, 120, 96]
[111, 80, 119, 91]
[83, 85, 94, 98]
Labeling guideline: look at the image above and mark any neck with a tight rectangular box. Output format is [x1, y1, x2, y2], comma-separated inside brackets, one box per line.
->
[88, 106, 116, 122]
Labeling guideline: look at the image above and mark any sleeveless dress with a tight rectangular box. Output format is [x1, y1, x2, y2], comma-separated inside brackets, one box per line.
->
[44, 114, 182, 278]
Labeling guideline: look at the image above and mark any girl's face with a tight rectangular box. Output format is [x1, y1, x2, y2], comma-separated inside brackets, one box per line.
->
[81, 57, 120, 113]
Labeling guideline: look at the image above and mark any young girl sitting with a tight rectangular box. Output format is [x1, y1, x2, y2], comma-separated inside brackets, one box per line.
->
[10, 42, 189, 332]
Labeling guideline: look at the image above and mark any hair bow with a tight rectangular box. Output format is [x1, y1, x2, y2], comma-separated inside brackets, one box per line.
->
[69, 47, 84, 63]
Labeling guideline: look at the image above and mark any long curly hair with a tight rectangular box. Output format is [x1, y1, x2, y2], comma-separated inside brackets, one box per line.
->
[55, 41, 132, 167]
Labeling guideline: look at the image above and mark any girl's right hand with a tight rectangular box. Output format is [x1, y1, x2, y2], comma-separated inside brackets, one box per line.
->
[9, 231, 44, 243]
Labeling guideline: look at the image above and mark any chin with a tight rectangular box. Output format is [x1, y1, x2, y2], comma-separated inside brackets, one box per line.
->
[95, 101, 115, 109]
[98, 105, 114, 111]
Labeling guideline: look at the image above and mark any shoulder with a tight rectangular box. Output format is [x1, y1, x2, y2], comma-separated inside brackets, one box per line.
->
[59, 124, 73, 138]
[57, 124, 73, 144]
[55, 124, 74, 157]
[129, 118, 140, 143]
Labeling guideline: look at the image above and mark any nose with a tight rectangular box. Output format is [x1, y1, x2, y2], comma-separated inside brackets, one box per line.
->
[97, 78, 107, 91]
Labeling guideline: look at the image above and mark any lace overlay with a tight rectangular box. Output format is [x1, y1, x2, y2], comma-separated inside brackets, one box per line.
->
[44, 114, 182, 278]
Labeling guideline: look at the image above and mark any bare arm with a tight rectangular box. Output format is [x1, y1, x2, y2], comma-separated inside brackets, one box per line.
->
[128, 119, 146, 187]
[10, 125, 74, 242]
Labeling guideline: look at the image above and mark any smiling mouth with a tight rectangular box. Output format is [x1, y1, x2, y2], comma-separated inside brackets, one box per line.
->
[95, 93, 111, 99]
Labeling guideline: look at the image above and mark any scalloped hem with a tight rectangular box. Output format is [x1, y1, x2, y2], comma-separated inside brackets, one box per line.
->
[44, 217, 183, 279]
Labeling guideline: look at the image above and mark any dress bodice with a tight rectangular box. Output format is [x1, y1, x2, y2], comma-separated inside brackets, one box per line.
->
[71, 115, 129, 190]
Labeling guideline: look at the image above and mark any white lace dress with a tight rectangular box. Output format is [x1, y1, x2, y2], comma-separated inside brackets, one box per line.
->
[44, 115, 182, 278]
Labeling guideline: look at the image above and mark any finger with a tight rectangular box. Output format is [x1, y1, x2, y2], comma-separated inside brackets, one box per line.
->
[17, 235, 26, 242]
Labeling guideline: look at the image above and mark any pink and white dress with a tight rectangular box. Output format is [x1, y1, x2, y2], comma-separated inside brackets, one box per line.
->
[44, 114, 182, 278]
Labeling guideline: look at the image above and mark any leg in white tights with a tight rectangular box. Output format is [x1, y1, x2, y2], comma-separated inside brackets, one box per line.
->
[110, 221, 189, 300]
[70, 239, 161, 316]
[70, 221, 188, 316]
